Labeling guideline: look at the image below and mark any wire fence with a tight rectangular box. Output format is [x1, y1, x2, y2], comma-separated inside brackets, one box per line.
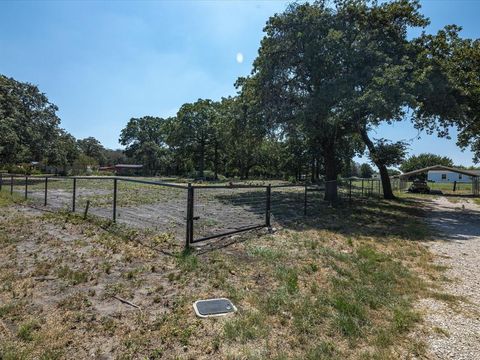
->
[392, 177, 480, 196]
[1, 174, 385, 248]
[191, 185, 267, 243]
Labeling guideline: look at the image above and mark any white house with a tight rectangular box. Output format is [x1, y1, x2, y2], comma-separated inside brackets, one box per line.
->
[427, 170, 480, 183]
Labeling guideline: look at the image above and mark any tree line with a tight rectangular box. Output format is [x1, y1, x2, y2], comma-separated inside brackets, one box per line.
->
[1, 0, 479, 201]
[119, 0, 480, 200]
[0, 74, 126, 174]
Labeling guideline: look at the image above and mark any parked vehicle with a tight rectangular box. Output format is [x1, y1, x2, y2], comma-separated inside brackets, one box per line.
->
[408, 180, 430, 194]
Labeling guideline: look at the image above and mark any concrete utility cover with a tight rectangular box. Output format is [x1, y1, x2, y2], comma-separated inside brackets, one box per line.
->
[193, 298, 237, 318]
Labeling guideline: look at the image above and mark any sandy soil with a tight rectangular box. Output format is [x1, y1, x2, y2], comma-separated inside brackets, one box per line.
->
[13, 186, 307, 243]
[420, 197, 480, 360]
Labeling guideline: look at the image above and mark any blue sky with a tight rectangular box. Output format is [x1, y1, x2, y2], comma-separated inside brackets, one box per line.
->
[1, 1, 479, 166]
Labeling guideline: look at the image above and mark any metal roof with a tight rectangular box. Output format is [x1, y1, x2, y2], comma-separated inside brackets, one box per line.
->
[114, 164, 143, 168]
[399, 165, 480, 179]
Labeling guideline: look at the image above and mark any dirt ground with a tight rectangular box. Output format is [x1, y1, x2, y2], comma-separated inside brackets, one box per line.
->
[419, 196, 480, 359]
[14, 185, 309, 242]
[0, 192, 440, 359]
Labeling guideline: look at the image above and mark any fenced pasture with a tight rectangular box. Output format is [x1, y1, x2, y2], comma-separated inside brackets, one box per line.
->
[395, 180, 476, 196]
[0, 174, 383, 247]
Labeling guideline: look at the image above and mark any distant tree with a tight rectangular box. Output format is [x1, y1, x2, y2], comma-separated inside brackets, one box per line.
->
[387, 168, 401, 176]
[360, 163, 375, 179]
[342, 161, 363, 178]
[72, 153, 97, 174]
[219, 93, 265, 179]
[119, 116, 172, 175]
[400, 153, 453, 173]
[77, 137, 106, 165]
[172, 99, 219, 179]
[103, 149, 127, 165]
[45, 130, 79, 172]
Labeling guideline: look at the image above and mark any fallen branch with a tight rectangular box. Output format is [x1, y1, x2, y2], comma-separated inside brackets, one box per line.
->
[112, 295, 141, 309]
[34, 276, 56, 281]
[0, 320, 11, 337]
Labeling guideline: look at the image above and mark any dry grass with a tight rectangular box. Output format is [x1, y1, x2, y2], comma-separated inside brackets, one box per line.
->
[0, 190, 452, 359]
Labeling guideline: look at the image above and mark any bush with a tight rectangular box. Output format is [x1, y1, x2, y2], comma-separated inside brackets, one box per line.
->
[190, 169, 226, 181]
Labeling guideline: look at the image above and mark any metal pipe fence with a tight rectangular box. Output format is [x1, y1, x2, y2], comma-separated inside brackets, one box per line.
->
[0, 174, 384, 248]
[474, 177, 480, 197]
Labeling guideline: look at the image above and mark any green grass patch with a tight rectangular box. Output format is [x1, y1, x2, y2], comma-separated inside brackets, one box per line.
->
[0, 189, 24, 206]
[248, 246, 284, 262]
[56, 266, 89, 285]
[224, 310, 268, 343]
[17, 320, 41, 342]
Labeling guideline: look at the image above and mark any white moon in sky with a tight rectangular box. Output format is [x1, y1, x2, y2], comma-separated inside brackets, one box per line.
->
[236, 52, 244, 64]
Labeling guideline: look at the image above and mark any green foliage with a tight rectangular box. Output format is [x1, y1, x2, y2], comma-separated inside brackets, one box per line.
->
[370, 139, 408, 168]
[413, 26, 480, 163]
[252, 0, 430, 199]
[400, 153, 454, 174]
[119, 116, 173, 175]
[0, 74, 126, 173]
[0, 75, 61, 166]
[77, 137, 106, 165]
[360, 163, 374, 178]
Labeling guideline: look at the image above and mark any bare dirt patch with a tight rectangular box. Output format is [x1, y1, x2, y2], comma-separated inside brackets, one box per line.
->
[18, 184, 310, 243]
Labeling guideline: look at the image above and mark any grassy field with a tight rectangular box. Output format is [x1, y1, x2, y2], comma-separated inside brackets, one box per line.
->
[0, 187, 460, 359]
[402, 181, 474, 195]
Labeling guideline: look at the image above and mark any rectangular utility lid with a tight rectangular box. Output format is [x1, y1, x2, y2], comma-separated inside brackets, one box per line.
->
[193, 298, 237, 318]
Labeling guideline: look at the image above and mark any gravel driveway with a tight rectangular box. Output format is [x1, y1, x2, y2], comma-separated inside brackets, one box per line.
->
[420, 197, 480, 360]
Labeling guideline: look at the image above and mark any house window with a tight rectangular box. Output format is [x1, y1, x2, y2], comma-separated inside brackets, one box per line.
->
[441, 174, 447, 180]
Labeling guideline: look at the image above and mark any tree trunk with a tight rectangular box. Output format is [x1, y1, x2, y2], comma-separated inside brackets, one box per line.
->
[214, 142, 219, 180]
[311, 156, 315, 183]
[198, 143, 205, 179]
[359, 126, 395, 200]
[323, 143, 338, 202]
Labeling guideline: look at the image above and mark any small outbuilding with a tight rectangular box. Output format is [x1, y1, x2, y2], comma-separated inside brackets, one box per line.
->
[99, 164, 143, 176]
[397, 165, 479, 196]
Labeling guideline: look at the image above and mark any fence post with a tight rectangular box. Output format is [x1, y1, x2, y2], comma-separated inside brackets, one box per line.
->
[113, 178, 117, 222]
[185, 183, 194, 249]
[349, 179, 352, 202]
[72, 178, 76, 212]
[0, 173, 2, 192]
[44, 177, 48, 206]
[304, 184, 308, 216]
[361, 179, 364, 197]
[266, 184, 271, 229]
[11, 175, 13, 195]
[25, 175, 28, 199]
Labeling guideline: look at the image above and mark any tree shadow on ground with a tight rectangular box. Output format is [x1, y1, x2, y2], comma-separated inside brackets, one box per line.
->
[210, 189, 435, 243]
[425, 202, 480, 242]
